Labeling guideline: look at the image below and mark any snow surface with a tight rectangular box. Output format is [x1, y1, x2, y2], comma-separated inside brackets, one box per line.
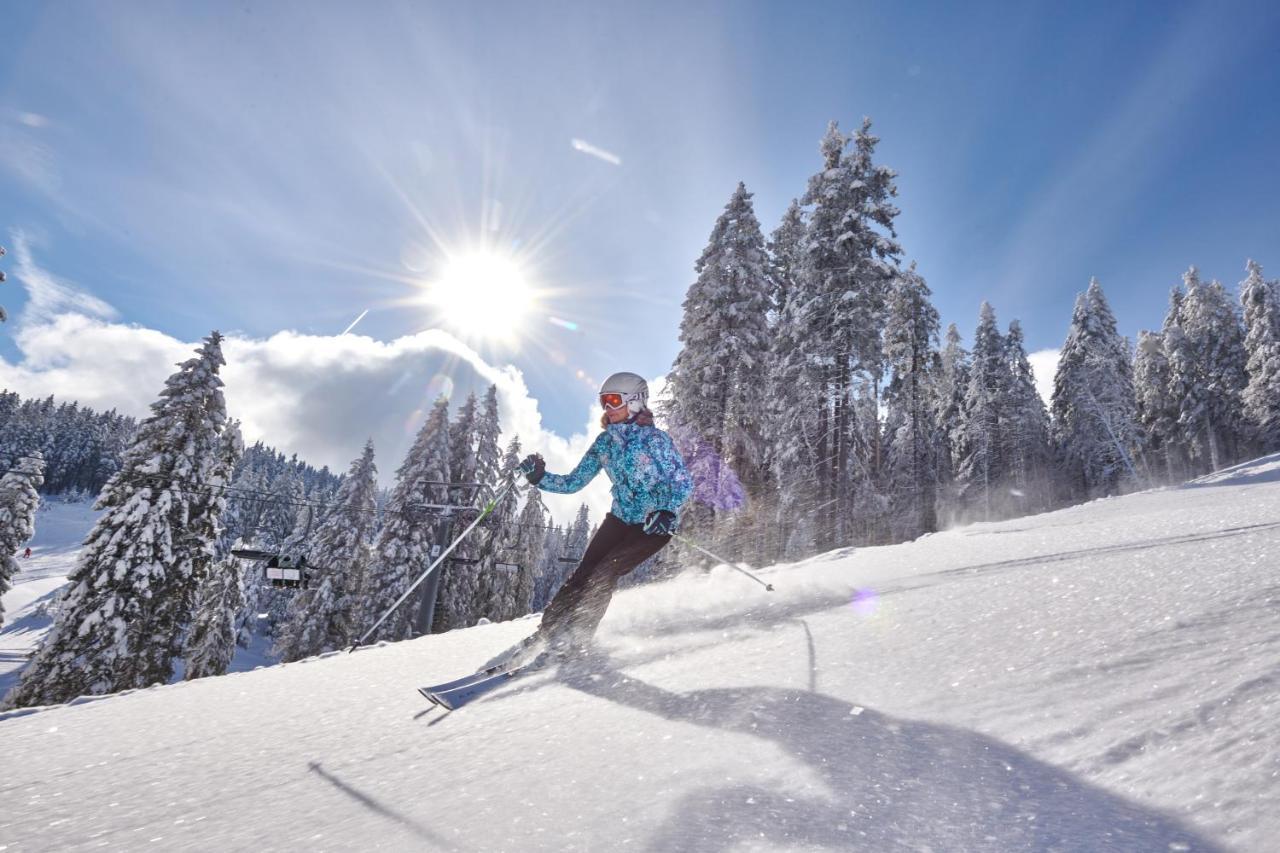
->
[4, 457, 1280, 851]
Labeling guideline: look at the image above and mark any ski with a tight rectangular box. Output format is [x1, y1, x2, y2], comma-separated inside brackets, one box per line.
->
[417, 634, 550, 708]
[419, 658, 546, 711]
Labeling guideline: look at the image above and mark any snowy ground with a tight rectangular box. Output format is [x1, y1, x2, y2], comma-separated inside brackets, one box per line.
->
[3, 457, 1280, 852]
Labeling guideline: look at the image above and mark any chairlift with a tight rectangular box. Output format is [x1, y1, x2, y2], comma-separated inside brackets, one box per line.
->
[231, 548, 316, 590]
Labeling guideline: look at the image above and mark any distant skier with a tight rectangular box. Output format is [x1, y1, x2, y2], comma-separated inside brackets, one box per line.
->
[516, 371, 692, 660]
[23, 546, 31, 558]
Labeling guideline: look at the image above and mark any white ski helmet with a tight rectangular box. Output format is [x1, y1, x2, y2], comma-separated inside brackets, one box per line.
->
[598, 371, 649, 414]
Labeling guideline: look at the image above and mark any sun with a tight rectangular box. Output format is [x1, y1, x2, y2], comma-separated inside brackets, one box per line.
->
[423, 250, 536, 344]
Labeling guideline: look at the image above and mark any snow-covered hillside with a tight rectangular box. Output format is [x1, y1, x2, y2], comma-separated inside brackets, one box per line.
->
[4, 457, 1279, 852]
[0, 499, 97, 697]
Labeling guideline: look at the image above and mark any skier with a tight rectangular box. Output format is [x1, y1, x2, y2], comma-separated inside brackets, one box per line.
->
[23, 546, 31, 558]
[516, 371, 693, 660]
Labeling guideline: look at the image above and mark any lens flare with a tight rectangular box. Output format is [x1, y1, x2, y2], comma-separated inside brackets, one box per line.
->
[851, 588, 879, 617]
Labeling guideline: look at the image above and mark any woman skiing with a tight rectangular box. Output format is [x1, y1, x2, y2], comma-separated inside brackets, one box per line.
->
[517, 371, 693, 659]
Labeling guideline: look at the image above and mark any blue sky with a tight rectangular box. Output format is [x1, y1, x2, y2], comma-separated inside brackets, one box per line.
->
[3, 0, 1279, 450]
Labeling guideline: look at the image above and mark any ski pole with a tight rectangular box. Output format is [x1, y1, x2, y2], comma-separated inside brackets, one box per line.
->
[348, 479, 516, 652]
[673, 533, 774, 592]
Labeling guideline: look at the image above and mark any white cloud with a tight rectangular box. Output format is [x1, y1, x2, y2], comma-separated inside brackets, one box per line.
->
[9, 231, 117, 322]
[0, 241, 610, 525]
[1027, 349, 1059, 408]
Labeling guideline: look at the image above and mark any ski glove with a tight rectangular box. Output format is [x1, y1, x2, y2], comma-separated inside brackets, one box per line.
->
[518, 453, 546, 486]
[643, 509, 678, 537]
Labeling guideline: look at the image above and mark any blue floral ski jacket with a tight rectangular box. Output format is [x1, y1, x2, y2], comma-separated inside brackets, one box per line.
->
[537, 422, 694, 526]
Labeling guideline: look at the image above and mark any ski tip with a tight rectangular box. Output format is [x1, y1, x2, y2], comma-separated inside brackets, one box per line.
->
[417, 686, 443, 707]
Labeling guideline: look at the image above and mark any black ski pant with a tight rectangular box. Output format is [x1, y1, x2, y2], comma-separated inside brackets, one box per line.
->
[539, 513, 670, 646]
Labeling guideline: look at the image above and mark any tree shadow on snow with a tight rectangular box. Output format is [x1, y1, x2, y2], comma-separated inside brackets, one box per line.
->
[558, 662, 1224, 853]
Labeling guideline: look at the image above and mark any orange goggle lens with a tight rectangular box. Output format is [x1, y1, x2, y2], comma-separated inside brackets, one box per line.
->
[600, 393, 626, 410]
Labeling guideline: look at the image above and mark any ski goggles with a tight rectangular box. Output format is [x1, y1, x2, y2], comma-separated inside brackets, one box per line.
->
[599, 392, 627, 410]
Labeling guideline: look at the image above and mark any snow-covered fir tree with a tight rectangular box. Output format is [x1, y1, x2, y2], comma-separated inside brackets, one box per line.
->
[665, 182, 772, 557]
[933, 324, 970, 525]
[1133, 329, 1181, 482]
[759, 199, 806, 560]
[783, 118, 901, 549]
[0, 451, 44, 630]
[533, 504, 590, 610]
[183, 554, 246, 680]
[882, 262, 941, 539]
[360, 396, 451, 642]
[512, 485, 547, 617]
[531, 522, 565, 612]
[475, 437, 529, 623]
[274, 439, 380, 662]
[3, 333, 231, 710]
[767, 221, 823, 558]
[182, 421, 244, 679]
[956, 302, 1011, 520]
[1170, 267, 1248, 472]
[435, 386, 503, 632]
[1156, 285, 1196, 481]
[1051, 280, 1139, 497]
[1002, 320, 1054, 512]
[1239, 259, 1280, 452]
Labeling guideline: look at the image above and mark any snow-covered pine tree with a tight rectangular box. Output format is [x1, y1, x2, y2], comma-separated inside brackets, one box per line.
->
[0, 451, 44, 630]
[1051, 280, 1139, 497]
[1239, 259, 1280, 452]
[274, 439, 380, 662]
[1002, 320, 1054, 512]
[768, 223, 823, 558]
[1157, 285, 1196, 481]
[435, 386, 504, 632]
[182, 421, 244, 678]
[540, 504, 590, 607]
[475, 437, 526, 623]
[1133, 330, 1181, 483]
[882, 262, 941, 539]
[933, 324, 970, 526]
[761, 200, 807, 561]
[3, 333, 230, 710]
[360, 396, 451, 642]
[183, 554, 245, 679]
[512, 485, 547, 618]
[791, 119, 901, 549]
[531, 523, 566, 612]
[665, 182, 772, 557]
[956, 302, 1010, 520]
[1171, 267, 1248, 471]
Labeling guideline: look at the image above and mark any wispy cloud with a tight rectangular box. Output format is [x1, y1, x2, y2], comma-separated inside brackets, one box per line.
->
[8, 230, 117, 322]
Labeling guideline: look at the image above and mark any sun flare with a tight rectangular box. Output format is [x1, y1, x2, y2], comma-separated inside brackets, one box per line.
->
[423, 250, 536, 344]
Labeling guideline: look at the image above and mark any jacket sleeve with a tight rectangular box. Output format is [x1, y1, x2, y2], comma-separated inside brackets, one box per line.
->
[653, 430, 694, 515]
[536, 433, 606, 495]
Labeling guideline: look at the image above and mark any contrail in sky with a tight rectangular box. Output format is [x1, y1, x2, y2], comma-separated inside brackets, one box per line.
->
[570, 138, 622, 166]
[341, 309, 369, 335]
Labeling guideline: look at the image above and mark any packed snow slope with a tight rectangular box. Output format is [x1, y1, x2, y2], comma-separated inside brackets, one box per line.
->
[4, 457, 1280, 852]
